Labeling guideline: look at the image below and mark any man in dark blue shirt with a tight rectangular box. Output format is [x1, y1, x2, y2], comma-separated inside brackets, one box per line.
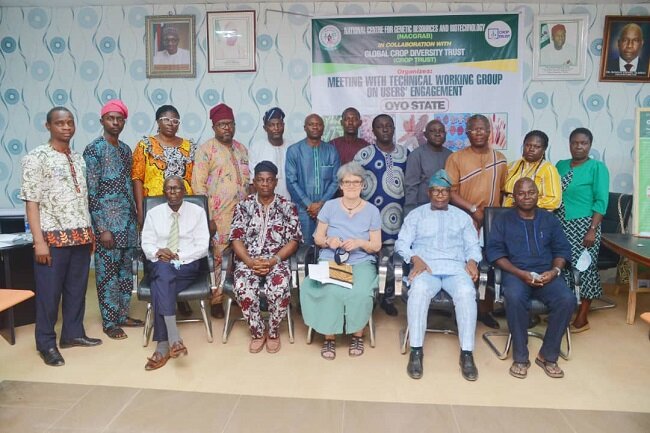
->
[486, 177, 576, 379]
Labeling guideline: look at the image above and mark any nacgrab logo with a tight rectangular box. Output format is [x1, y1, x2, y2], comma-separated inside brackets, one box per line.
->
[319, 25, 342, 51]
[485, 20, 512, 48]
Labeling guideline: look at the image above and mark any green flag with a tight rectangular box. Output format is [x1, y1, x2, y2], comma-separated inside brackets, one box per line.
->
[540, 23, 550, 49]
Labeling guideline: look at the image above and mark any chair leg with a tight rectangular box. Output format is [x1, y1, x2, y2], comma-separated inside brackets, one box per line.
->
[287, 305, 295, 344]
[559, 326, 571, 360]
[142, 303, 153, 347]
[482, 330, 512, 360]
[200, 300, 213, 343]
[306, 326, 313, 344]
[222, 297, 233, 344]
[368, 315, 376, 348]
[400, 327, 409, 354]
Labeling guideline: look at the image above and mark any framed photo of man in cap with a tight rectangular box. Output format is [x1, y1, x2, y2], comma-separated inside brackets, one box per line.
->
[146, 15, 196, 78]
[532, 15, 588, 81]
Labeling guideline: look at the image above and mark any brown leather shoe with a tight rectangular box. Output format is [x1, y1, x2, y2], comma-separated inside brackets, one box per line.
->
[145, 351, 170, 371]
[266, 336, 281, 353]
[210, 303, 224, 319]
[169, 341, 188, 358]
[249, 336, 266, 353]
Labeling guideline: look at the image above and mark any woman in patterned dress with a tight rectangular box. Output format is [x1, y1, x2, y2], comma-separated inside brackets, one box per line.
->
[555, 128, 609, 332]
[132, 105, 195, 227]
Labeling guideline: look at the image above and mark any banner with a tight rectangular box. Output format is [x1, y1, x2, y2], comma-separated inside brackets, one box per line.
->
[312, 13, 522, 152]
[635, 108, 650, 236]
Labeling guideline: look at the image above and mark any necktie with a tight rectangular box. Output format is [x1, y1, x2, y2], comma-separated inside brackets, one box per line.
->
[167, 212, 179, 252]
[625, 63, 633, 72]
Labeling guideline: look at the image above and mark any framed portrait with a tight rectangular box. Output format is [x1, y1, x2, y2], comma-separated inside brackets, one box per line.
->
[533, 14, 588, 80]
[600, 16, 650, 83]
[207, 10, 256, 73]
[145, 15, 196, 78]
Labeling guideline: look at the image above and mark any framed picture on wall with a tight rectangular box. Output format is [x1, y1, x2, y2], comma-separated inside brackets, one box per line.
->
[207, 10, 256, 73]
[600, 16, 650, 82]
[532, 14, 588, 80]
[145, 15, 196, 78]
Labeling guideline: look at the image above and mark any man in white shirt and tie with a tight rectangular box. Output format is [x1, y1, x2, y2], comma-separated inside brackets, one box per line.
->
[606, 22, 649, 76]
[140, 175, 210, 370]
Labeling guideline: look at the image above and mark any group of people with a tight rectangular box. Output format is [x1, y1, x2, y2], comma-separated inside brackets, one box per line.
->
[21, 101, 609, 381]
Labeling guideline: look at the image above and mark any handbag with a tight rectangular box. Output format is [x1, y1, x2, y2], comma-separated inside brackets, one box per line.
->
[615, 194, 631, 284]
[328, 261, 354, 284]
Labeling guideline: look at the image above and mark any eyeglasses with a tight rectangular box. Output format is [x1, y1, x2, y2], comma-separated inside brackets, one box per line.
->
[254, 177, 276, 184]
[467, 127, 488, 134]
[158, 117, 180, 126]
[430, 188, 450, 196]
[164, 186, 183, 193]
[214, 121, 235, 130]
[340, 180, 363, 187]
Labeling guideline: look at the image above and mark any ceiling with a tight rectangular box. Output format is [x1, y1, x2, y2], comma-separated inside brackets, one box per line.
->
[1, 0, 647, 6]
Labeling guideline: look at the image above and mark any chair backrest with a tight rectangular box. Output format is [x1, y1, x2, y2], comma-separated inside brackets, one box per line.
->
[482, 207, 511, 246]
[144, 195, 209, 221]
[601, 192, 633, 234]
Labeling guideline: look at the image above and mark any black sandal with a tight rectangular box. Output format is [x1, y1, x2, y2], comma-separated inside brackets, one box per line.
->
[104, 326, 127, 340]
[349, 336, 364, 357]
[121, 317, 144, 327]
[321, 339, 336, 360]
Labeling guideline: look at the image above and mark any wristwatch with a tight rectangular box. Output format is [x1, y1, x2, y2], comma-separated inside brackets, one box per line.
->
[469, 204, 478, 214]
[553, 267, 562, 277]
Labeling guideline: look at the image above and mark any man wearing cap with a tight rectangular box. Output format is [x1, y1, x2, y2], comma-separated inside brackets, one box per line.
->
[153, 25, 191, 66]
[331, 107, 370, 165]
[83, 100, 140, 340]
[540, 23, 576, 66]
[230, 161, 302, 353]
[286, 114, 340, 243]
[395, 169, 482, 381]
[249, 107, 290, 198]
[192, 103, 250, 318]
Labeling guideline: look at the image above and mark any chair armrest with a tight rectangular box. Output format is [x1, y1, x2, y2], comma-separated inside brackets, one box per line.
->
[571, 267, 582, 304]
[377, 247, 390, 295]
[131, 250, 141, 292]
[493, 267, 502, 303]
[478, 259, 490, 301]
[391, 249, 404, 296]
[296, 244, 318, 285]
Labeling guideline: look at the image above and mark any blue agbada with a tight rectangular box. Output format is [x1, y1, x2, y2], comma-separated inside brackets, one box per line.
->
[285, 139, 340, 242]
[486, 208, 571, 273]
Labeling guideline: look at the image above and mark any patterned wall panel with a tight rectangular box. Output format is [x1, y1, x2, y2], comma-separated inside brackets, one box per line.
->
[0, 2, 647, 208]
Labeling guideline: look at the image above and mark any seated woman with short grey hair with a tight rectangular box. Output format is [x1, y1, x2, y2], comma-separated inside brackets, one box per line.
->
[300, 161, 382, 360]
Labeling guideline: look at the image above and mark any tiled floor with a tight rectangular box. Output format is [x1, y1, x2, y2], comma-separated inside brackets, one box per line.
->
[1, 271, 650, 432]
[1, 380, 649, 433]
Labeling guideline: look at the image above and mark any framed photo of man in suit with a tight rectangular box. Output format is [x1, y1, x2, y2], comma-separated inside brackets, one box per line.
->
[600, 16, 650, 82]
[533, 15, 588, 80]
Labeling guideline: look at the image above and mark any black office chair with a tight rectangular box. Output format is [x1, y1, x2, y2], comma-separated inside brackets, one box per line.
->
[220, 245, 299, 344]
[133, 195, 215, 347]
[480, 207, 580, 360]
[593, 192, 633, 310]
[301, 245, 393, 348]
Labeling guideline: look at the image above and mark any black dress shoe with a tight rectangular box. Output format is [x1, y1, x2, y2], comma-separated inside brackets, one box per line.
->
[39, 347, 65, 367]
[407, 348, 423, 379]
[59, 336, 103, 348]
[211, 303, 224, 319]
[459, 351, 478, 381]
[380, 299, 398, 317]
[177, 301, 193, 317]
[478, 313, 500, 329]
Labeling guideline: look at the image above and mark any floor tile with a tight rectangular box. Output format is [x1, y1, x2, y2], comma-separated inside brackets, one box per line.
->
[224, 395, 344, 433]
[452, 405, 574, 433]
[0, 405, 64, 433]
[105, 388, 239, 433]
[0, 381, 91, 410]
[561, 409, 650, 433]
[50, 386, 140, 430]
[343, 401, 459, 433]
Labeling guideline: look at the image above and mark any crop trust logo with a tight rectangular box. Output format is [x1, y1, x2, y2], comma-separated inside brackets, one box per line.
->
[319, 25, 342, 51]
[485, 20, 512, 48]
